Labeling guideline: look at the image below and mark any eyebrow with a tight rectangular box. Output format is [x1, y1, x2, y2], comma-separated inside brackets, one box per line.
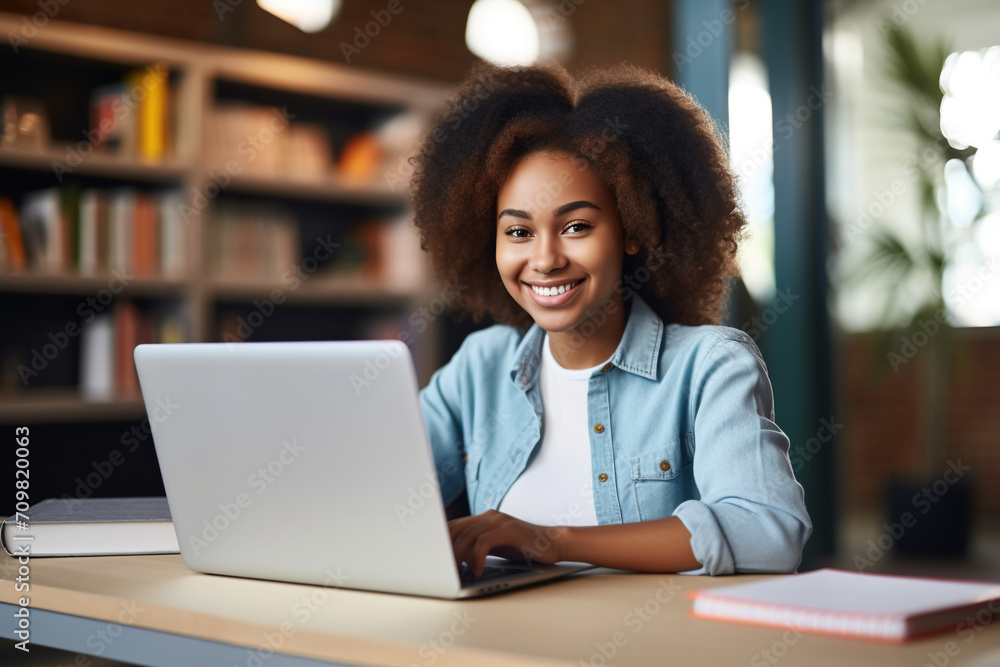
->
[498, 200, 602, 221]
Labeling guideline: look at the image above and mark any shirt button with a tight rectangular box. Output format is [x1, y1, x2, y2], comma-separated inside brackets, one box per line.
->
[598, 473, 608, 482]
[486, 493, 495, 505]
[601, 362, 614, 373]
[593, 424, 605, 434]
[464, 454, 469, 462]
[660, 460, 671, 471]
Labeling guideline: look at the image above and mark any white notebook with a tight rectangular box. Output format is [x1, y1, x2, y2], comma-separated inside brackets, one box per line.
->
[690, 569, 1000, 643]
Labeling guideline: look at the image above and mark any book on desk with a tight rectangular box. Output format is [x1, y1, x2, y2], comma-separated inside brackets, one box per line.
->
[1, 497, 179, 557]
[690, 568, 1000, 643]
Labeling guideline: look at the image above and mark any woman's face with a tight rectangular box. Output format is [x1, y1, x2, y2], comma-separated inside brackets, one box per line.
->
[495, 150, 638, 338]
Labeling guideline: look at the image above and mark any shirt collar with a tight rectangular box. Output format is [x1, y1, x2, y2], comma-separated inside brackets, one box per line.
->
[508, 293, 663, 391]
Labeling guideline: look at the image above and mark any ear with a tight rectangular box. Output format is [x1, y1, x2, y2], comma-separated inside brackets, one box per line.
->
[625, 238, 640, 255]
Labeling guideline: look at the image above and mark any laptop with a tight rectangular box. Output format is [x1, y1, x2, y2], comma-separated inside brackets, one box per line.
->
[133, 340, 593, 598]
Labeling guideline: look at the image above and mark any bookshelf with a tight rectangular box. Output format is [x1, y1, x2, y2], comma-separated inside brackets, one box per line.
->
[0, 12, 454, 427]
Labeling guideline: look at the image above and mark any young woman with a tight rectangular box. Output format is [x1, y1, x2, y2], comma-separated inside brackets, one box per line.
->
[408, 61, 811, 577]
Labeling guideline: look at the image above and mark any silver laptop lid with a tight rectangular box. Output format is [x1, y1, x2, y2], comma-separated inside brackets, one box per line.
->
[134, 340, 464, 598]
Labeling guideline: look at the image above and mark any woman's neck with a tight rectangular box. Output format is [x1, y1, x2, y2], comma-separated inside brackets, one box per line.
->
[546, 296, 630, 369]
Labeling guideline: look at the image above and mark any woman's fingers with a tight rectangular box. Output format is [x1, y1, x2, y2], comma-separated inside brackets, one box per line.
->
[448, 511, 560, 576]
[450, 510, 505, 571]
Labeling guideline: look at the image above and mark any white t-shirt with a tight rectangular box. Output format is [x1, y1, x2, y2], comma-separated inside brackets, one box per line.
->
[497, 333, 609, 526]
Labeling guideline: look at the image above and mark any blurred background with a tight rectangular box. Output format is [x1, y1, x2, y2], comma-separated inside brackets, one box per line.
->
[1, 2, 999, 658]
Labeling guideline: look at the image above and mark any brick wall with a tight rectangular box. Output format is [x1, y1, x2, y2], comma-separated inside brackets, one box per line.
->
[1, 0, 673, 82]
[839, 328, 1000, 516]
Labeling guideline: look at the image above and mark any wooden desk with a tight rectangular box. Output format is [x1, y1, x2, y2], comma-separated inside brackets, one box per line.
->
[3, 554, 1000, 666]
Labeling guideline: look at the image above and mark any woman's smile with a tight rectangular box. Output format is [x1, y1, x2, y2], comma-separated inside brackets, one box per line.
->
[495, 150, 639, 368]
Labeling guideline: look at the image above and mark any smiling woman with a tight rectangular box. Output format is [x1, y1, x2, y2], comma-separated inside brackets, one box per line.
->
[495, 151, 641, 368]
[408, 60, 811, 577]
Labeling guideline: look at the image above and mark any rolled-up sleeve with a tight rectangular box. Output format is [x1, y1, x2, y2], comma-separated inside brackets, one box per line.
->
[672, 333, 812, 575]
[418, 340, 469, 507]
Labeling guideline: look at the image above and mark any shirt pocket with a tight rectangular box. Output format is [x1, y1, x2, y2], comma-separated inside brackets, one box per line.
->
[630, 442, 689, 522]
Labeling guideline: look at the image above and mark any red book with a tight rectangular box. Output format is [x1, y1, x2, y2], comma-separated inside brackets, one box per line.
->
[114, 300, 140, 398]
[132, 194, 159, 276]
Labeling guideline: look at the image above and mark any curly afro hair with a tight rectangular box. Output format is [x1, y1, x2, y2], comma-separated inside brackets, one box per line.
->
[408, 60, 747, 330]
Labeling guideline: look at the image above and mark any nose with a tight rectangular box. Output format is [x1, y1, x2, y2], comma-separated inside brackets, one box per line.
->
[528, 232, 566, 274]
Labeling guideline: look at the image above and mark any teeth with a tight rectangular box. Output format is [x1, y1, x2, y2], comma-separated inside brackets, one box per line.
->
[530, 280, 580, 296]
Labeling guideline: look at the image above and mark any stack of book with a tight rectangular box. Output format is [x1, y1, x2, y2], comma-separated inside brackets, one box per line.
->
[0, 189, 186, 277]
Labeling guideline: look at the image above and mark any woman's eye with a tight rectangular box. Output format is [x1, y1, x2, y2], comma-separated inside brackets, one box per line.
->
[506, 228, 530, 238]
[565, 222, 590, 233]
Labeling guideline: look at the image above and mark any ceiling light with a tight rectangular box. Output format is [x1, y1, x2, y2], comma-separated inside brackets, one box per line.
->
[257, 0, 340, 33]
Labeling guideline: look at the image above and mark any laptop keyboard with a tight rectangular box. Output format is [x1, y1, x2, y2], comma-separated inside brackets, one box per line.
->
[459, 563, 534, 583]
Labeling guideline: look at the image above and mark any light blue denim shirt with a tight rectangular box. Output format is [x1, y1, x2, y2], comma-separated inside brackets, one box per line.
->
[418, 294, 812, 575]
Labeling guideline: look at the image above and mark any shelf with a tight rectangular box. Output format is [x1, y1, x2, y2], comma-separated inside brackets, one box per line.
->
[0, 273, 187, 296]
[0, 389, 146, 424]
[0, 145, 191, 183]
[0, 11, 450, 429]
[207, 276, 425, 305]
[222, 172, 408, 207]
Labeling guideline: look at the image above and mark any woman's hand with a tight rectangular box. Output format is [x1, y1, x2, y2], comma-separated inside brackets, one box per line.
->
[448, 509, 567, 576]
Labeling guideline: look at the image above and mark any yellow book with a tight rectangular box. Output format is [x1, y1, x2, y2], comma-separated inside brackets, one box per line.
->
[127, 64, 168, 161]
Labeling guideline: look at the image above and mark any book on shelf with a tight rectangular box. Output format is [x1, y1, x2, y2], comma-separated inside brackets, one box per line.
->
[19, 188, 66, 273]
[7, 186, 186, 278]
[79, 299, 187, 401]
[89, 63, 171, 161]
[206, 104, 330, 178]
[1, 497, 179, 557]
[207, 201, 299, 281]
[689, 568, 1000, 643]
[79, 313, 115, 401]
[0, 197, 27, 272]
